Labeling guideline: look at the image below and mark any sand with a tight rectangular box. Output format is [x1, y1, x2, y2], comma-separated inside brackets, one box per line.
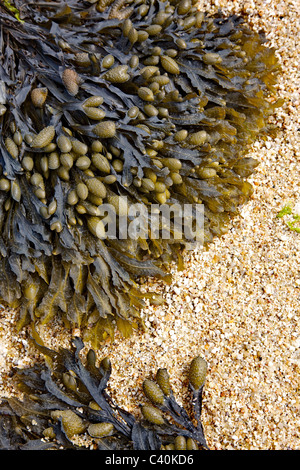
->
[0, 0, 299, 450]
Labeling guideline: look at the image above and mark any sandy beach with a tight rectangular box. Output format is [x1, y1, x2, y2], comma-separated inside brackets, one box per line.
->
[0, 0, 299, 450]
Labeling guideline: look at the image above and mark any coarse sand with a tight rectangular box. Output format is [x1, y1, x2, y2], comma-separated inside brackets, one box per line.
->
[0, 0, 299, 450]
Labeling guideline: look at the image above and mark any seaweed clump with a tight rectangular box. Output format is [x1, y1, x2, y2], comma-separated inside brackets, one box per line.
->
[0, 0, 282, 344]
[0, 337, 209, 450]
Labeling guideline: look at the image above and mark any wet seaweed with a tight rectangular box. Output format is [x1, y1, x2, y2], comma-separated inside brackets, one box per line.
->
[0, 337, 209, 450]
[0, 0, 282, 345]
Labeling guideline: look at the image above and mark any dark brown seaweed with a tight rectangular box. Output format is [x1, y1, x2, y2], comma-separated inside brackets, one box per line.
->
[0, 0, 282, 345]
[0, 337, 209, 450]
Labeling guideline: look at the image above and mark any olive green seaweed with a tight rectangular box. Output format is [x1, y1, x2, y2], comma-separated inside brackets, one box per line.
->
[0, 0, 282, 346]
[2, 0, 24, 23]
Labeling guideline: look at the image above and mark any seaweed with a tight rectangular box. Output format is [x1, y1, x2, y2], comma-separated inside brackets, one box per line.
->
[0, 337, 209, 450]
[0, 0, 282, 345]
[277, 203, 300, 234]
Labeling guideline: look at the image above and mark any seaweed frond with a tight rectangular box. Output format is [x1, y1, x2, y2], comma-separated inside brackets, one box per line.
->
[0, 338, 209, 450]
[0, 0, 282, 344]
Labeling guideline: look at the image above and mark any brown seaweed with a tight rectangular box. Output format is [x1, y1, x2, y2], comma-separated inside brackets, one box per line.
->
[0, 337, 209, 450]
[0, 0, 282, 345]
